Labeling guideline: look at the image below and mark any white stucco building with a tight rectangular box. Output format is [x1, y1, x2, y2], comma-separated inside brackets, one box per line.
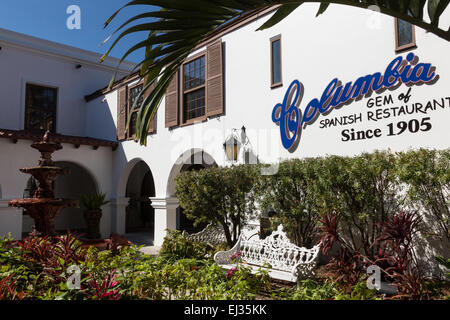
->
[1, 5, 449, 247]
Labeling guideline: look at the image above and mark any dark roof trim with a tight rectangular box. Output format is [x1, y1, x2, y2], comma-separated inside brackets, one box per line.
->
[84, 72, 141, 102]
[194, 6, 279, 50]
[85, 6, 278, 102]
[0, 129, 118, 151]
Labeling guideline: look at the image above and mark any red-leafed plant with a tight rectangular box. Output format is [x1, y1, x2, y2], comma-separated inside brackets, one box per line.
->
[83, 269, 122, 300]
[16, 231, 87, 286]
[374, 212, 422, 276]
[318, 212, 340, 255]
[106, 233, 131, 254]
[17, 231, 53, 264]
[321, 249, 362, 292]
[53, 232, 87, 264]
[372, 211, 427, 299]
[391, 269, 428, 300]
[319, 211, 429, 298]
[18, 230, 86, 264]
[318, 212, 363, 290]
[0, 275, 25, 300]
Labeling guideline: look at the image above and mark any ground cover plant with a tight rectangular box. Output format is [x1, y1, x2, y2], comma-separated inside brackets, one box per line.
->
[1, 227, 448, 300]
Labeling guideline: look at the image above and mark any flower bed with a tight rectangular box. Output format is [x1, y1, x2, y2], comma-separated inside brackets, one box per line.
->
[1, 230, 448, 300]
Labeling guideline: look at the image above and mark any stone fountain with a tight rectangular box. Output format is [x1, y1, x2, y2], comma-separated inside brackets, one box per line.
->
[9, 131, 79, 236]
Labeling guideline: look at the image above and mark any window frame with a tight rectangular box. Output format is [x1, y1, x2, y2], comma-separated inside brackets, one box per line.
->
[180, 51, 208, 126]
[270, 34, 283, 89]
[127, 81, 145, 139]
[24, 82, 58, 133]
[394, 18, 417, 53]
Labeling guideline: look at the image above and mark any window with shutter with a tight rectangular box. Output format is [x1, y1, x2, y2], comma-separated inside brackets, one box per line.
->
[117, 86, 127, 141]
[165, 71, 179, 128]
[165, 39, 224, 128]
[181, 54, 206, 124]
[145, 81, 157, 134]
[206, 40, 224, 117]
[128, 83, 144, 138]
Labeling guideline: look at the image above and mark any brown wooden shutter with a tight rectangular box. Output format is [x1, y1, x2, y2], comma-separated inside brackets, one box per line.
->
[145, 82, 156, 134]
[206, 40, 224, 117]
[117, 86, 127, 141]
[165, 71, 179, 128]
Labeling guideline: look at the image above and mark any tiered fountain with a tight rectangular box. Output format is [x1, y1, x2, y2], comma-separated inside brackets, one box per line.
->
[9, 131, 79, 236]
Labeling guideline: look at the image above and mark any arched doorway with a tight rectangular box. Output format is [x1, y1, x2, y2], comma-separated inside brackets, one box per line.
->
[124, 160, 155, 243]
[22, 161, 98, 236]
[166, 149, 217, 234]
[178, 163, 208, 234]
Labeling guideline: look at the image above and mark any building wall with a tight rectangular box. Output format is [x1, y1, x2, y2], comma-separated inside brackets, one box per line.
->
[0, 29, 132, 239]
[0, 139, 115, 239]
[0, 29, 132, 136]
[92, 5, 450, 245]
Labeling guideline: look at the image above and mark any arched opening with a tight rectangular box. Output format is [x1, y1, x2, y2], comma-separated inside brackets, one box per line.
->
[22, 161, 98, 236]
[166, 149, 217, 234]
[124, 160, 155, 243]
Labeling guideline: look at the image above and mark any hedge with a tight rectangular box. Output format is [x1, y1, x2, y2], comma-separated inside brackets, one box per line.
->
[175, 148, 450, 255]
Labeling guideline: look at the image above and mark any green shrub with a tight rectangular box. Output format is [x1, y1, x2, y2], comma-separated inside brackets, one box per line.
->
[175, 164, 259, 246]
[313, 151, 401, 259]
[158, 230, 208, 263]
[396, 149, 450, 242]
[435, 256, 450, 280]
[256, 158, 320, 247]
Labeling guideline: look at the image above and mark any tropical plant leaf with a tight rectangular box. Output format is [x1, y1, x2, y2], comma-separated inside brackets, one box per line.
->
[428, 0, 450, 26]
[316, 2, 330, 16]
[408, 0, 427, 19]
[257, 3, 303, 30]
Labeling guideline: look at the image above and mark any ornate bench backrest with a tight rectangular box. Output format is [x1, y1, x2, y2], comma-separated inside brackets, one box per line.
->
[240, 225, 320, 273]
[183, 223, 227, 245]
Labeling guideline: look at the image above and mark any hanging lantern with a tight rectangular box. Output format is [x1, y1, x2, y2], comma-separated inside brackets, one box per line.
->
[223, 134, 240, 162]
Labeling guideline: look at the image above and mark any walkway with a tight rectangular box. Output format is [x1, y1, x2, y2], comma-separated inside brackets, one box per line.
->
[125, 231, 160, 256]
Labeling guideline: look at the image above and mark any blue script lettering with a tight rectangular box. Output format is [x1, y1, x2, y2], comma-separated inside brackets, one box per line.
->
[272, 54, 438, 151]
[272, 80, 303, 150]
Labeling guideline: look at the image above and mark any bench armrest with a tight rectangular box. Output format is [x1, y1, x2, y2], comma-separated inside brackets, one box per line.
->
[214, 237, 241, 265]
[291, 244, 321, 279]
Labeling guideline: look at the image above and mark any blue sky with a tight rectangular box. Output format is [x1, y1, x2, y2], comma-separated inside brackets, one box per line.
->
[0, 0, 158, 63]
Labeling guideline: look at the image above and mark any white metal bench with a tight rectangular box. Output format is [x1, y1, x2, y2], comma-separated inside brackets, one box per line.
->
[214, 225, 320, 283]
[182, 223, 227, 246]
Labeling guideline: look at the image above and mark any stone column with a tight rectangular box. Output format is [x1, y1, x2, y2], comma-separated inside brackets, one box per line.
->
[99, 201, 113, 239]
[111, 197, 129, 235]
[151, 197, 179, 247]
[0, 200, 22, 240]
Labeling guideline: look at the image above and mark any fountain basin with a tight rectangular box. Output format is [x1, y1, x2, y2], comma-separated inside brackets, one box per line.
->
[20, 166, 69, 176]
[9, 198, 79, 236]
[9, 198, 78, 207]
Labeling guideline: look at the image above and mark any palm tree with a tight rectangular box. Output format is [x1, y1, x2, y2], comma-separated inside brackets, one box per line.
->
[102, 0, 450, 146]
